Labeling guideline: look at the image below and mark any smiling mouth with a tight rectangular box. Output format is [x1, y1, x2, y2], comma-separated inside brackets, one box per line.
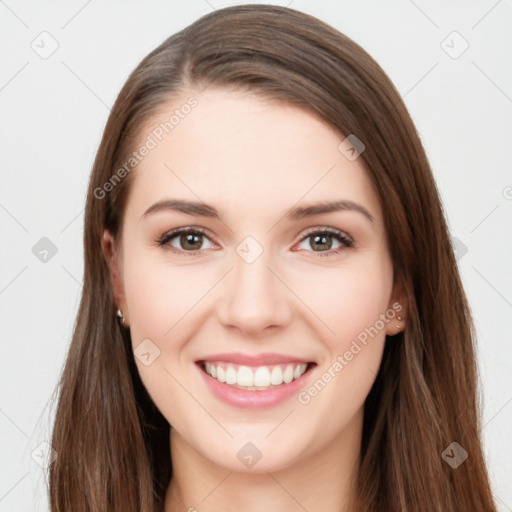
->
[198, 361, 316, 391]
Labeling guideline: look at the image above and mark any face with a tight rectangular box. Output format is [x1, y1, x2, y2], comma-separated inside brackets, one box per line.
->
[103, 87, 405, 473]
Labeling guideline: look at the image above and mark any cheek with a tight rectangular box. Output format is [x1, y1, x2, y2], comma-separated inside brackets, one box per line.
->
[123, 249, 211, 341]
[290, 255, 394, 350]
[292, 256, 394, 431]
[291, 253, 393, 411]
[121, 249, 208, 427]
[122, 248, 220, 407]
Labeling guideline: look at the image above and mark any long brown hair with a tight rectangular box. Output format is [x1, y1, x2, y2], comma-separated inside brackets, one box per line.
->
[49, 4, 497, 511]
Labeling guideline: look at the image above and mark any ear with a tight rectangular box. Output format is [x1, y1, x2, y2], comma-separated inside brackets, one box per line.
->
[101, 230, 128, 324]
[385, 274, 408, 336]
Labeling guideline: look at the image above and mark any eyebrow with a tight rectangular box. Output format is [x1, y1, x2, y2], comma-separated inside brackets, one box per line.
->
[141, 198, 375, 223]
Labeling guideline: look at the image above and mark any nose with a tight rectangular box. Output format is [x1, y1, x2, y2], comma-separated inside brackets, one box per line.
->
[216, 247, 293, 337]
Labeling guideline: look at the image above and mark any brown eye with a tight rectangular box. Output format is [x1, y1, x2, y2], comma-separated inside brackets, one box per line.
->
[157, 228, 215, 254]
[177, 232, 204, 251]
[296, 228, 353, 255]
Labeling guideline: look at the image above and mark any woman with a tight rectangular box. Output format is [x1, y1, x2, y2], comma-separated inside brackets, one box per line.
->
[49, 4, 497, 511]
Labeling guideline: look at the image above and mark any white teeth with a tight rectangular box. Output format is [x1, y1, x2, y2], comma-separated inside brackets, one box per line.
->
[237, 366, 253, 387]
[270, 366, 283, 385]
[225, 366, 237, 385]
[254, 366, 271, 387]
[283, 364, 294, 383]
[203, 362, 309, 390]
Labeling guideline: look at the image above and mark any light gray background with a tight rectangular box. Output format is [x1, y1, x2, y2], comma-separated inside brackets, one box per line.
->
[1, 1, 511, 510]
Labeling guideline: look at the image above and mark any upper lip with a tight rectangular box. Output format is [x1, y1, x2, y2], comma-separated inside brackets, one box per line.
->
[197, 352, 313, 366]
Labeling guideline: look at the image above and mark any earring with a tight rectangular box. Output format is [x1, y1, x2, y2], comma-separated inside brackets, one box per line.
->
[396, 315, 403, 330]
[116, 308, 127, 326]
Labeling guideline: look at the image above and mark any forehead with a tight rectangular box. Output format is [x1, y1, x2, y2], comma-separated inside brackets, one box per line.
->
[125, 87, 382, 225]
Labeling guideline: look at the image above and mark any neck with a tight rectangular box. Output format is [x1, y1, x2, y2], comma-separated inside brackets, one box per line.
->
[164, 409, 363, 512]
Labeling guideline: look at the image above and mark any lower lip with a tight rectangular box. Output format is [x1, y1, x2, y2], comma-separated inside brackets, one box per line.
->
[196, 363, 315, 409]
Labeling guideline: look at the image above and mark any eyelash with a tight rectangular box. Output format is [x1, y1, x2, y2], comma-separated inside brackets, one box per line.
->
[155, 226, 354, 258]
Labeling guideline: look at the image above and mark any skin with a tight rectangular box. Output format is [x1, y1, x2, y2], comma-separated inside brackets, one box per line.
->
[102, 87, 407, 512]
